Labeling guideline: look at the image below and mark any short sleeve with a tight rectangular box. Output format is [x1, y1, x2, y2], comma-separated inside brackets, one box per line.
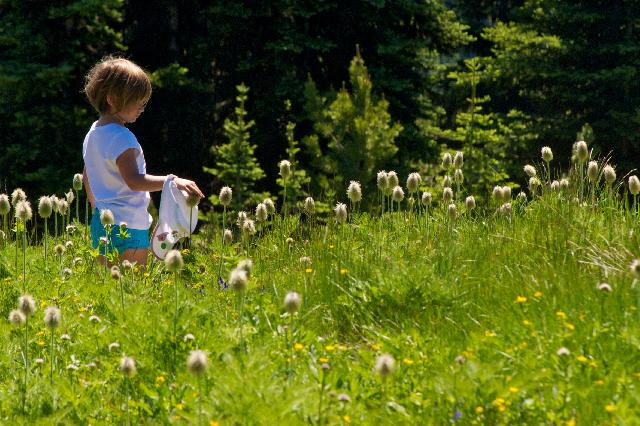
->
[107, 129, 140, 162]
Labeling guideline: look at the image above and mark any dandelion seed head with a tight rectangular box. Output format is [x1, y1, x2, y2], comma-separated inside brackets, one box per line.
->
[528, 177, 541, 193]
[284, 291, 302, 314]
[54, 244, 65, 256]
[38, 196, 53, 218]
[465, 196, 476, 210]
[0, 194, 10, 215]
[121, 260, 133, 271]
[57, 200, 69, 215]
[223, 228, 233, 245]
[73, 173, 83, 191]
[299, 256, 311, 266]
[560, 178, 570, 190]
[65, 241, 73, 250]
[11, 188, 26, 206]
[455, 355, 466, 365]
[236, 211, 247, 227]
[110, 265, 121, 280]
[541, 146, 553, 162]
[447, 203, 457, 220]
[15, 200, 32, 222]
[279, 160, 291, 180]
[374, 353, 395, 377]
[575, 140, 589, 162]
[219, 186, 233, 207]
[99, 209, 115, 225]
[392, 186, 404, 203]
[183, 333, 195, 342]
[603, 165, 616, 185]
[303, 197, 315, 215]
[524, 165, 537, 177]
[442, 152, 452, 169]
[406, 173, 421, 194]
[263, 198, 275, 215]
[376, 171, 389, 192]
[229, 268, 248, 291]
[334, 202, 347, 224]
[556, 347, 571, 357]
[18, 294, 36, 317]
[347, 181, 362, 203]
[386, 171, 399, 193]
[454, 169, 464, 184]
[255, 203, 268, 222]
[187, 350, 209, 375]
[492, 186, 503, 204]
[66, 190, 74, 204]
[44, 306, 61, 329]
[242, 219, 256, 235]
[421, 192, 432, 206]
[502, 186, 512, 201]
[587, 161, 598, 182]
[50, 196, 60, 213]
[165, 249, 184, 272]
[8, 309, 26, 325]
[453, 151, 464, 168]
[500, 202, 512, 216]
[120, 356, 136, 377]
[442, 175, 452, 188]
[443, 187, 453, 203]
[629, 176, 640, 195]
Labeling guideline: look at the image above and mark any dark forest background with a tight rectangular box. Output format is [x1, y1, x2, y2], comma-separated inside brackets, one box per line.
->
[1, 0, 639, 208]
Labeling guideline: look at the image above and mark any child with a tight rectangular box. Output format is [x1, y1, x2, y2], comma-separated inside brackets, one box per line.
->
[82, 56, 203, 267]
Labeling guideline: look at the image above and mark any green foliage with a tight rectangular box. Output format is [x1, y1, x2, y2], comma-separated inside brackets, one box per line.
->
[303, 51, 403, 200]
[203, 84, 266, 210]
[276, 103, 310, 213]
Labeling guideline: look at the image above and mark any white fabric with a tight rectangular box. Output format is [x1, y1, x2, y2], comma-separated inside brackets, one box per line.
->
[151, 176, 198, 260]
[82, 121, 152, 229]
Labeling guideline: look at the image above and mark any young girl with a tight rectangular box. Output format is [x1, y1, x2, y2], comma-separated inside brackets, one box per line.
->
[82, 56, 203, 266]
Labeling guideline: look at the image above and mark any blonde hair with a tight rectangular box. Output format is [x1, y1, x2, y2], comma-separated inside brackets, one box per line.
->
[84, 56, 152, 115]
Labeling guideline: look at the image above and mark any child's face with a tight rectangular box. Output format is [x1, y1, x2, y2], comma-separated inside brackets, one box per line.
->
[115, 100, 146, 123]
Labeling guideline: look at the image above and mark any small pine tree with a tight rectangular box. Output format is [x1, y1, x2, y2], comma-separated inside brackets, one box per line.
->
[203, 84, 265, 209]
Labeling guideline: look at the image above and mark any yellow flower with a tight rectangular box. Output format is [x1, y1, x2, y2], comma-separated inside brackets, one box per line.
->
[36, 330, 45, 337]
[605, 404, 616, 413]
[595, 380, 604, 385]
[325, 345, 336, 352]
[329, 245, 334, 249]
[79, 306, 87, 312]
[36, 340, 46, 347]
[403, 358, 414, 365]
[564, 322, 575, 331]
[556, 311, 567, 319]
[210, 421, 220, 426]
[484, 330, 496, 338]
[577, 355, 588, 363]
[515, 296, 527, 303]
[156, 375, 166, 384]
[492, 398, 505, 406]
[590, 360, 598, 368]
[305, 268, 313, 273]
[475, 406, 484, 414]
[498, 405, 506, 412]
[294, 343, 304, 351]
[522, 319, 532, 326]
[509, 386, 519, 393]
[343, 415, 351, 423]
[40, 301, 47, 309]
[175, 403, 185, 410]
[319, 357, 329, 363]
[340, 268, 348, 274]
[533, 291, 543, 298]
[566, 418, 576, 426]
[144, 272, 150, 278]
[181, 249, 190, 255]
[370, 343, 380, 351]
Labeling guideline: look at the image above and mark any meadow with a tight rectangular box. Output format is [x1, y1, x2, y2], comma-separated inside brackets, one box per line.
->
[1, 144, 640, 425]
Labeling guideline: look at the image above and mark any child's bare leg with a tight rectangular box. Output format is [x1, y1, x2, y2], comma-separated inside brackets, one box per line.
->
[121, 248, 148, 269]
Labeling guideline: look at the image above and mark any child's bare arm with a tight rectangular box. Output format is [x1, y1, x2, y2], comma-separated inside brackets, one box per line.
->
[116, 148, 204, 197]
[83, 166, 96, 208]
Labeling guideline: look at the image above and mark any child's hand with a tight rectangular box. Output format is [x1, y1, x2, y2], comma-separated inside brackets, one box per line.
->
[174, 177, 204, 199]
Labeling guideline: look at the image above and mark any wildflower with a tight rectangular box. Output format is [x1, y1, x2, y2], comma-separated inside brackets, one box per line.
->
[387, 171, 399, 189]
[242, 219, 256, 235]
[60, 333, 71, 341]
[63, 268, 72, 277]
[443, 187, 453, 203]
[294, 343, 304, 351]
[187, 350, 209, 375]
[305, 268, 313, 273]
[334, 202, 347, 224]
[533, 291, 543, 298]
[587, 161, 598, 182]
[38, 196, 53, 218]
[565, 323, 575, 331]
[597, 283, 612, 293]
[66, 225, 77, 234]
[500, 203, 512, 216]
[279, 160, 291, 179]
[319, 357, 329, 363]
[337, 393, 351, 402]
[284, 291, 302, 313]
[18, 294, 36, 317]
[165, 249, 184, 272]
[551, 180, 560, 191]
[602, 165, 616, 185]
[442, 152, 452, 169]
[11, 188, 26, 205]
[120, 356, 136, 376]
[73, 173, 83, 191]
[219, 186, 232, 207]
[453, 151, 464, 168]
[374, 353, 395, 378]
[0, 194, 10, 215]
[299, 256, 311, 266]
[99, 209, 115, 226]
[237, 259, 253, 276]
[502, 186, 512, 201]
[229, 268, 248, 291]
[515, 296, 527, 303]
[630, 259, 640, 276]
[475, 406, 484, 414]
[186, 193, 200, 208]
[577, 355, 588, 363]
[605, 404, 616, 413]
[35, 358, 45, 365]
[517, 191, 527, 203]
[524, 165, 537, 177]
[255, 203, 268, 222]
[556, 311, 567, 319]
[109, 342, 121, 352]
[89, 315, 101, 323]
[8, 309, 26, 325]
[541, 146, 553, 162]
[392, 186, 404, 203]
[406, 173, 421, 194]
[183, 333, 195, 342]
[453, 169, 464, 184]
[465, 196, 476, 210]
[110, 265, 121, 280]
[629, 176, 640, 195]
[67, 364, 79, 371]
[575, 140, 589, 162]
[223, 229, 233, 245]
[442, 175, 452, 188]
[492, 186, 503, 204]
[98, 237, 108, 245]
[347, 181, 362, 203]
[509, 386, 519, 393]
[44, 306, 61, 329]
[376, 171, 389, 192]
[236, 211, 247, 227]
[66, 190, 74, 204]
[455, 355, 466, 365]
[528, 177, 541, 193]
[560, 178, 570, 190]
[303, 197, 315, 215]
[122, 260, 133, 271]
[15, 200, 32, 222]
[421, 192, 432, 206]
[447, 203, 457, 220]
[58, 200, 69, 215]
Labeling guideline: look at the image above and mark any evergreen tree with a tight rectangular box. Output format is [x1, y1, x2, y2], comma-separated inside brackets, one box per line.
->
[203, 84, 265, 210]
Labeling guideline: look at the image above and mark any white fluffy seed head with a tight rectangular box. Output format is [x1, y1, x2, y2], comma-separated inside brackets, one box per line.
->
[242, 219, 256, 235]
[73, 173, 83, 191]
[374, 353, 395, 377]
[556, 347, 571, 357]
[630, 259, 640, 276]
[387, 171, 399, 190]
[442, 175, 452, 188]
[54, 244, 65, 256]
[454, 169, 464, 184]
[223, 229, 233, 245]
[219, 186, 233, 207]
[236, 211, 247, 227]
[58, 200, 69, 215]
[492, 186, 503, 204]
[443, 187, 453, 203]
[334, 202, 347, 224]
[279, 160, 291, 180]
[517, 191, 527, 203]
[186, 194, 200, 208]
[100, 209, 115, 225]
[38, 196, 53, 218]
[453, 151, 464, 168]
[303, 197, 315, 215]
[299, 256, 312, 266]
[597, 283, 612, 293]
[15, 200, 32, 222]
[524, 165, 537, 177]
[8, 309, 26, 325]
[500, 202, 512, 216]
[560, 178, 570, 190]
[421, 192, 432, 206]
[603, 165, 616, 185]
[255, 203, 268, 222]
[187, 350, 209, 375]
[465, 196, 476, 210]
[391, 186, 404, 203]
[229, 268, 248, 291]
[44, 306, 61, 329]
[237, 259, 253, 276]
[528, 177, 541, 193]
[50, 196, 60, 213]
[0, 194, 9, 215]
[110, 265, 121, 280]
[587, 161, 598, 181]
[406, 173, 421, 194]
[628, 176, 640, 195]
[541, 146, 553, 162]
[66, 190, 74, 204]
[165, 249, 184, 273]
[442, 153, 452, 169]
[11, 188, 26, 206]
[284, 291, 302, 313]
[120, 356, 136, 376]
[347, 181, 362, 202]
[502, 186, 512, 201]
[263, 198, 275, 215]
[551, 180, 560, 192]
[447, 203, 457, 220]
[18, 294, 36, 317]
[575, 140, 589, 162]
[376, 171, 389, 192]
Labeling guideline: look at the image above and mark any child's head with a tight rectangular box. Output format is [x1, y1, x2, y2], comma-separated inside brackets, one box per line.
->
[84, 56, 152, 117]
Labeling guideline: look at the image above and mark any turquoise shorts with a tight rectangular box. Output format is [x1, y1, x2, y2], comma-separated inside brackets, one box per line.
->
[91, 208, 150, 255]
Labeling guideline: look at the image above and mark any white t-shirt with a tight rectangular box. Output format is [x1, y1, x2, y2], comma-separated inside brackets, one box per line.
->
[82, 122, 152, 229]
